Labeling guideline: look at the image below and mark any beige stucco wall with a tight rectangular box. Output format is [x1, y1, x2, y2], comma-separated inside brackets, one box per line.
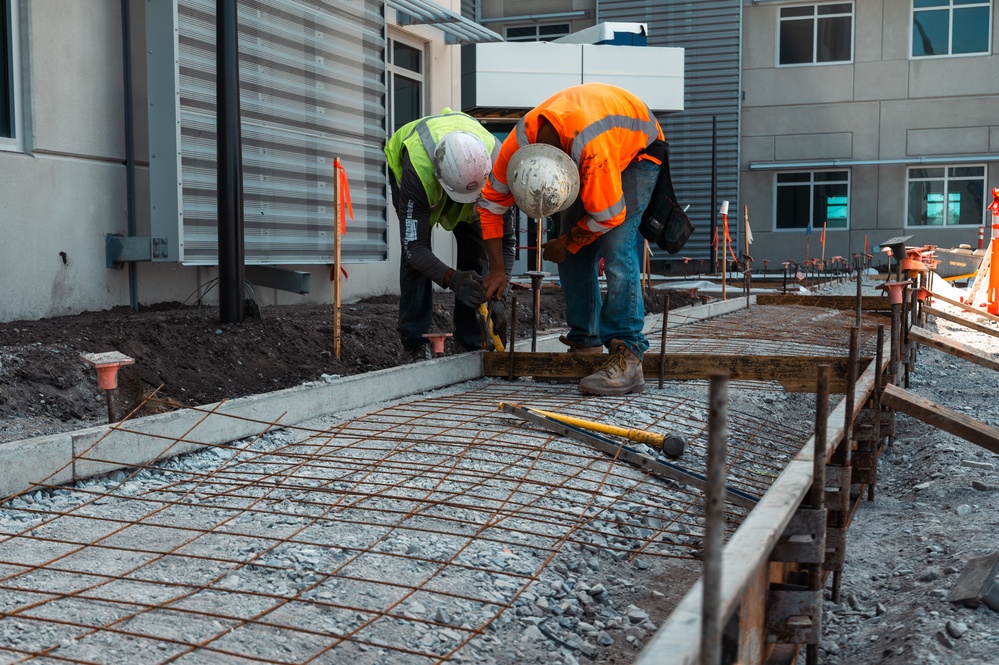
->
[740, 0, 999, 266]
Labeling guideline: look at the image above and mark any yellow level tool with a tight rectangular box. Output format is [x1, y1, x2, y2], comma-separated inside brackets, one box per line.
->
[501, 403, 685, 458]
[477, 303, 505, 352]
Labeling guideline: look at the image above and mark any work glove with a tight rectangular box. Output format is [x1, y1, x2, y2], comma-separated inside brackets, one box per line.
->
[449, 270, 486, 308]
[489, 300, 508, 346]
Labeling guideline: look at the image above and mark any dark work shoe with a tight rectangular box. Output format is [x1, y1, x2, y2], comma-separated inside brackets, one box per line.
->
[404, 344, 432, 363]
[559, 334, 604, 354]
[578, 340, 645, 396]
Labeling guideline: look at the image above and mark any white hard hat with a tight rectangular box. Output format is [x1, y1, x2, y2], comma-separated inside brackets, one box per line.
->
[506, 143, 580, 218]
[433, 131, 492, 203]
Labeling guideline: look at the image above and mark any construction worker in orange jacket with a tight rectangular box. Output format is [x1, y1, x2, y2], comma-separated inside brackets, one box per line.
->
[478, 83, 665, 395]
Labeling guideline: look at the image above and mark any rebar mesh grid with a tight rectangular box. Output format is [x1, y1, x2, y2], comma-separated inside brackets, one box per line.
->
[660, 304, 886, 357]
[0, 378, 819, 664]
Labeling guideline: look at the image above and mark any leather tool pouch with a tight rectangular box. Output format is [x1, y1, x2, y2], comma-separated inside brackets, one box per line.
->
[638, 140, 694, 255]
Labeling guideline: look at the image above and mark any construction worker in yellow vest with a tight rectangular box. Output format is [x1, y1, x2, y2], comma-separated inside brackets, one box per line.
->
[385, 109, 515, 362]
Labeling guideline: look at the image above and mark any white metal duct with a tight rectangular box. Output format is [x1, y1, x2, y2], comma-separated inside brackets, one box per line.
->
[147, 0, 387, 265]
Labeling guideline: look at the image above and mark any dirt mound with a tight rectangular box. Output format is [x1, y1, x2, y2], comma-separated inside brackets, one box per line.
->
[0, 286, 688, 443]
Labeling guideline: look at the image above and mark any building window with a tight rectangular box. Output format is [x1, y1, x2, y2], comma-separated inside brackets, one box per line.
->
[778, 2, 853, 65]
[912, 0, 991, 57]
[505, 23, 571, 42]
[775, 171, 850, 232]
[1, 0, 20, 147]
[387, 35, 425, 134]
[906, 166, 985, 227]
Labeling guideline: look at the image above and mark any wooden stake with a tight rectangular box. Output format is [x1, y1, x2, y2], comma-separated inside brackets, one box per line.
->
[332, 158, 342, 360]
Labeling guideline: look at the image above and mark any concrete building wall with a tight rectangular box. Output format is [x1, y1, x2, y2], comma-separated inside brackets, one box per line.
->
[741, 0, 999, 267]
[0, 0, 468, 323]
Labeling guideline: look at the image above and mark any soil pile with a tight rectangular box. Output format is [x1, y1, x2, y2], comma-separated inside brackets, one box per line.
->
[0, 286, 686, 443]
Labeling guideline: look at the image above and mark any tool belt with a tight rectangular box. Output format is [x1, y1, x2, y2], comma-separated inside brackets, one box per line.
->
[638, 140, 694, 255]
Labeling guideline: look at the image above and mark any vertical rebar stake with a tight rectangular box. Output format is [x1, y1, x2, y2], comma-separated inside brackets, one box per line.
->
[871, 323, 886, 499]
[658, 296, 669, 389]
[701, 372, 729, 665]
[525, 271, 548, 353]
[855, 260, 863, 328]
[808, 364, 830, 663]
[508, 296, 517, 381]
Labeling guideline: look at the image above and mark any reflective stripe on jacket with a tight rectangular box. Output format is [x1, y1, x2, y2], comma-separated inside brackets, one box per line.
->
[478, 83, 664, 250]
[384, 109, 499, 230]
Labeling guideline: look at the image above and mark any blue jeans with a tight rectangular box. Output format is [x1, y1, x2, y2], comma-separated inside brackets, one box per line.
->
[558, 159, 659, 359]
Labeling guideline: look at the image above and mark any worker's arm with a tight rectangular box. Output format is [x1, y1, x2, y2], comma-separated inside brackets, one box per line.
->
[394, 153, 452, 286]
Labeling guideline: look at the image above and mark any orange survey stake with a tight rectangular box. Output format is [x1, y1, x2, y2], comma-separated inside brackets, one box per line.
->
[989, 188, 999, 316]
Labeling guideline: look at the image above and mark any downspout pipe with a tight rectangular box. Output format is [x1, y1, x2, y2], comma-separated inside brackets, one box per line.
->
[121, 0, 138, 311]
[217, 0, 245, 323]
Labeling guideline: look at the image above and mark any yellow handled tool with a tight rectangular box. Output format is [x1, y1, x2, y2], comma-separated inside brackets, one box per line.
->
[501, 402, 685, 458]
[477, 303, 505, 352]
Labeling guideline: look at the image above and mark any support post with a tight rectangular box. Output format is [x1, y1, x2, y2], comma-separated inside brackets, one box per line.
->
[701, 372, 729, 665]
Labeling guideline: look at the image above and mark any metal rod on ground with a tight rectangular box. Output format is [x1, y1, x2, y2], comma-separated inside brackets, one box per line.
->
[831, 327, 859, 603]
[658, 296, 669, 389]
[525, 271, 547, 352]
[105, 390, 116, 423]
[855, 258, 863, 328]
[508, 296, 517, 381]
[908, 282, 919, 383]
[808, 364, 831, 665]
[870, 323, 886, 499]
[890, 297, 901, 387]
[902, 285, 911, 388]
[535, 218, 542, 273]
[701, 372, 729, 665]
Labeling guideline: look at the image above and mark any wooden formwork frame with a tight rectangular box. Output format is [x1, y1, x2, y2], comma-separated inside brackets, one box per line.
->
[633, 340, 890, 665]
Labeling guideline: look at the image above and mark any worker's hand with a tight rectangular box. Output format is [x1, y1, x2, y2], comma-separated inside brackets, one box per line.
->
[489, 300, 508, 345]
[482, 268, 508, 301]
[449, 270, 487, 308]
[542, 237, 569, 264]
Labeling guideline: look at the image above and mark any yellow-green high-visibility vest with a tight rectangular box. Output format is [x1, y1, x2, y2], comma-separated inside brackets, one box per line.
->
[384, 109, 498, 230]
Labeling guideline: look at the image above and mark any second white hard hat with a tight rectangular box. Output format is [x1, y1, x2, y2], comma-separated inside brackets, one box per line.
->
[433, 131, 492, 203]
[506, 143, 580, 218]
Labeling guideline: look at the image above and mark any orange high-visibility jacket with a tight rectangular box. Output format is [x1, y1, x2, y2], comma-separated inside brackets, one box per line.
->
[478, 83, 664, 253]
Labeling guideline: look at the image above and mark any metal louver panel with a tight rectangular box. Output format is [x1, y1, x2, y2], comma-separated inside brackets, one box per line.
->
[598, 0, 742, 261]
[149, 0, 387, 265]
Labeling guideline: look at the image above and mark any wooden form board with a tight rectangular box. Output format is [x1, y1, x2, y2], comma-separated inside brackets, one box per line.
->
[483, 352, 865, 393]
[636, 350, 887, 665]
[908, 326, 999, 372]
[923, 305, 999, 340]
[755, 294, 891, 311]
[881, 384, 999, 456]
[928, 291, 999, 325]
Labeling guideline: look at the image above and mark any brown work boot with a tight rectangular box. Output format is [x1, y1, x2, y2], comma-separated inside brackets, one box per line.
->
[578, 340, 645, 396]
[559, 335, 604, 354]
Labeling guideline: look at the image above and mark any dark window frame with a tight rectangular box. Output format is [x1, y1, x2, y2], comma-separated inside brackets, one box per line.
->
[777, 2, 854, 66]
[911, 0, 991, 58]
[1, 0, 14, 140]
[504, 23, 571, 43]
[386, 33, 426, 134]
[774, 170, 851, 233]
[905, 165, 986, 227]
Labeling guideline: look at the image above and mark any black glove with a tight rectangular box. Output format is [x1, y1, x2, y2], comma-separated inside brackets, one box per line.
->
[489, 300, 508, 346]
[449, 270, 486, 308]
